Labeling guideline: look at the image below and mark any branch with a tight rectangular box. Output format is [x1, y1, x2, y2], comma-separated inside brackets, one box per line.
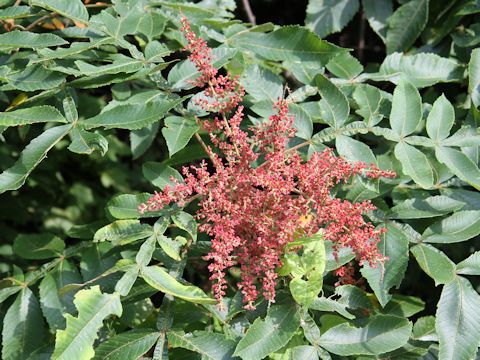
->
[242, 0, 256, 25]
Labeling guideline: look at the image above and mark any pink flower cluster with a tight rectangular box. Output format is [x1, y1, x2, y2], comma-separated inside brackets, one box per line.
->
[140, 18, 396, 309]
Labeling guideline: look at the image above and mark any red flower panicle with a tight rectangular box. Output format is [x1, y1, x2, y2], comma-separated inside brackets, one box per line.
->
[140, 17, 396, 309]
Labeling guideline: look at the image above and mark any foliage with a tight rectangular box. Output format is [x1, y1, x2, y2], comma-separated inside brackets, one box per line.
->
[0, 0, 479, 359]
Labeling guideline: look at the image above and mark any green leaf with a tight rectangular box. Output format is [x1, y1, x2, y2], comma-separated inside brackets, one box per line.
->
[63, 95, 78, 123]
[142, 161, 183, 189]
[469, 48, 480, 109]
[0, 106, 66, 127]
[130, 123, 159, 159]
[241, 64, 283, 101]
[115, 266, 139, 297]
[171, 211, 197, 242]
[0, 286, 21, 304]
[426, 95, 455, 141]
[0, 6, 32, 19]
[456, 251, 480, 276]
[156, 235, 184, 261]
[31, 0, 89, 23]
[167, 47, 237, 90]
[136, 236, 156, 267]
[413, 316, 437, 341]
[352, 84, 388, 126]
[93, 329, 160, 360]
[168, 331, 237, 360]
[52, 286, 122, 360]
[421, 210, 480, 243]
[336, 135, 376, 164]
[75, 56, 143, 77]
[309, 296, 355, 319]
[289, 345, 318, 360]
[315, 73, 349, 128]
[0, 124, 71, 194]
[390, 79, 422, 138]
[318, 315, 412, 356]
[305, 0, 360, 38]
[68, 128, 108, 156]
[363, 0, 392, 42]
[394, 142, 434, 189]
[410, 244, 456, 285]
[385, 0, 429, 53]
[13, 233, 65, 259]
[83, 96, 184, 130]
[161, 116, 199, 157]
[361, 224, 409, 307]
[94, 220, 153, 245]
[326, 51, 363, 79]
[436, 146, 480, 190]
[106, 193, 162, 219]
[0, 30, 67, 51]
[290, 272, 323, 307]
[6, 65, 65, 91]
[2, 288, 47, 360]
[436, 276, 480, 360]
[381, 294, 425, 317]
[378, 52, 463, 88]
[234, 303, 301, 360]
[388, 195, 464, 219]
[231, 26, 345, 64]
[141, 265, 215, 304]
[39, 273, 65, 331]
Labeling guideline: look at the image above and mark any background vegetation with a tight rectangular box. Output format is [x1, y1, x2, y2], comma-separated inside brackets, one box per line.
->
[0, 0, 480, 359]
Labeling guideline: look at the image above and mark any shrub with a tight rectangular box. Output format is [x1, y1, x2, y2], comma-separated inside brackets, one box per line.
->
[0, 1, 479, 360]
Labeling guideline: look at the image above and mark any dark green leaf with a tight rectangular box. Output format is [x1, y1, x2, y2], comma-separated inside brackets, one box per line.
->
[31, 0, 89, 23]
[361, 224, 409, 307]
[2, 288, 47, 360]
[94, 220, 153, 245]
[0, 106, 66, 127]
[68, 128, 108, 156]
[168, 331, 237, 360]
[93, 329, 159, 360]
[234, 303, 301, 360]
[385, 0, 429, 53]
[315, 73, 349, 128]
[13, 233, 65, 259]
[231, 26, 345, 64]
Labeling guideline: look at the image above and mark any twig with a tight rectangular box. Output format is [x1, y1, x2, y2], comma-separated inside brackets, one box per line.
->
[25, 13, 55, 31]
[14, 0, 22, 6]
[242, 0, 256, 25]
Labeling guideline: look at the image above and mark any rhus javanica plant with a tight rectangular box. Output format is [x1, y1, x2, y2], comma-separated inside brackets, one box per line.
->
[1, 1, 480, 360]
